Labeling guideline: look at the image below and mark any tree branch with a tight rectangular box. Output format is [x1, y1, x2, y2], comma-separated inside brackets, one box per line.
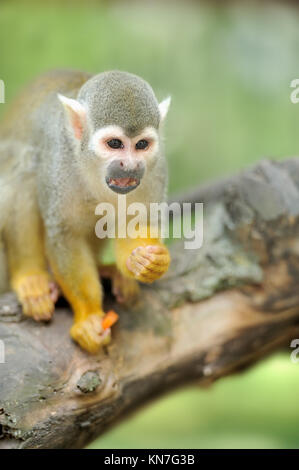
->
[1, 158, 299, 449]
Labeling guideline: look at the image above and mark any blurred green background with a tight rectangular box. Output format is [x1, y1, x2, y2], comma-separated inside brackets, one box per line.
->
[1, 0, 299, 449]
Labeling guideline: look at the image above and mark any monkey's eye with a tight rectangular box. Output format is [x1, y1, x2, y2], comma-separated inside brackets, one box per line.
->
[107, 139, 124, 149]
[135, 139, 149, 150]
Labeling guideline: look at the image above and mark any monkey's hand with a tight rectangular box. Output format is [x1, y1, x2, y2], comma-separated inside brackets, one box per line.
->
[70, 313, 111, 354]
[126, 245, 170, 283]
[13, 272, 59, 322]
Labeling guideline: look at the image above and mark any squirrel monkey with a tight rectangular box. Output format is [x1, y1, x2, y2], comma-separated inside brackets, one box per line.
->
[0, 69, 171, 353]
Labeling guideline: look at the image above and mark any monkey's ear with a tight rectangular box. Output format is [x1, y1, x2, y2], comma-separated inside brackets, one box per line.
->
[58, 94, 87, 140]
[159, 96, 171, 123]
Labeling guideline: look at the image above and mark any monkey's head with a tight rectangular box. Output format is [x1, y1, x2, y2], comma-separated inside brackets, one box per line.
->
[58, 71, 170, 199]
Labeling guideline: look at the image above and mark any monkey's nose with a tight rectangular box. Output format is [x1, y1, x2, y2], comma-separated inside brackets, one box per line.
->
[105, 159, 145, 194]
[118, 160, 141, 172]
[107, 159, 145, 180]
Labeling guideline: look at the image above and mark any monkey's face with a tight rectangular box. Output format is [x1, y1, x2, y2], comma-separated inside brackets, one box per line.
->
[58, 71, 171, 199]
[89, 125, 159, 194]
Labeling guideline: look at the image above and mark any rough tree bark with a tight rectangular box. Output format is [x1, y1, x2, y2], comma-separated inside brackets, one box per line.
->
[1, 158, 299, 449]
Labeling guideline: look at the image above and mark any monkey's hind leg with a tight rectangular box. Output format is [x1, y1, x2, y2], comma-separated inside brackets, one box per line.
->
[99, 263, 140, 307]
[4, 192, 57, 321]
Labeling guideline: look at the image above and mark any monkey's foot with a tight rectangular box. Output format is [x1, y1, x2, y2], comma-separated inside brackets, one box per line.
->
[100, 264, 140, 306]
[14, 273, 57, 321]
[113, 274, 140, 305]
[126, 245, 170, 283]
[70, 313, 111, 354]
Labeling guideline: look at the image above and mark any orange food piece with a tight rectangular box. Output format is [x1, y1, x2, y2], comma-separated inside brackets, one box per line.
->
[102, 310, 119, 330]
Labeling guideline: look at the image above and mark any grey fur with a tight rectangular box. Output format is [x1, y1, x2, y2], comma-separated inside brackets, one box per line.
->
[78, 71, 160, 136]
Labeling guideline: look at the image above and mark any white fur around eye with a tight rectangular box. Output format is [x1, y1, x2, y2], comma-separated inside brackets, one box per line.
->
[89, 125, 124, 156]
[89, 125, 159, 158]
[136, 127, 159, 143]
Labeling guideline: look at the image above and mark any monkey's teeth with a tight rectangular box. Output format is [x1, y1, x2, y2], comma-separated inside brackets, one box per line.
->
[109, 177, 138, 188]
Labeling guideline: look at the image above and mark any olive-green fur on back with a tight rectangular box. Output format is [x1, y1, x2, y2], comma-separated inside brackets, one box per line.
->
[0, 69, 91, 139]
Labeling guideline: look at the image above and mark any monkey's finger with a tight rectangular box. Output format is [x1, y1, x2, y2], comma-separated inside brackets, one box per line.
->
[82, 325, 101, 346]
[17, 283, 31, 299]
[133, 245, 170, 264]
[138, 258, 168, 274]
[71, 324, 93, 352]
[137, 253, 170, 271]
[136, 265, 165, 281]
[89, 314, 105, 334]
[140, 252, 170, 267]
[32, 300, 53, 322]
[71, 315, 108, 354]
[23, 294, 54, 321]
[16, 274, 50, 300]
[128, 252, 151, 271]
[145, 245, 168, 255]
[23, 296, 37, 317]
[31, 278, 49, 297]
[130, 251, 169, 273]
[38, 295, 54, 318]
[126, 257, 143, 275]
[133, 245, 167, 256]
[75, 331, 99, 353]
[127, 257, 165, 282]
[127, 258, 154, 278]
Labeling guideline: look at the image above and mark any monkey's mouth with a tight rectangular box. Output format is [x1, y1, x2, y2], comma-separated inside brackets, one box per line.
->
[106, 177, 140, 194]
